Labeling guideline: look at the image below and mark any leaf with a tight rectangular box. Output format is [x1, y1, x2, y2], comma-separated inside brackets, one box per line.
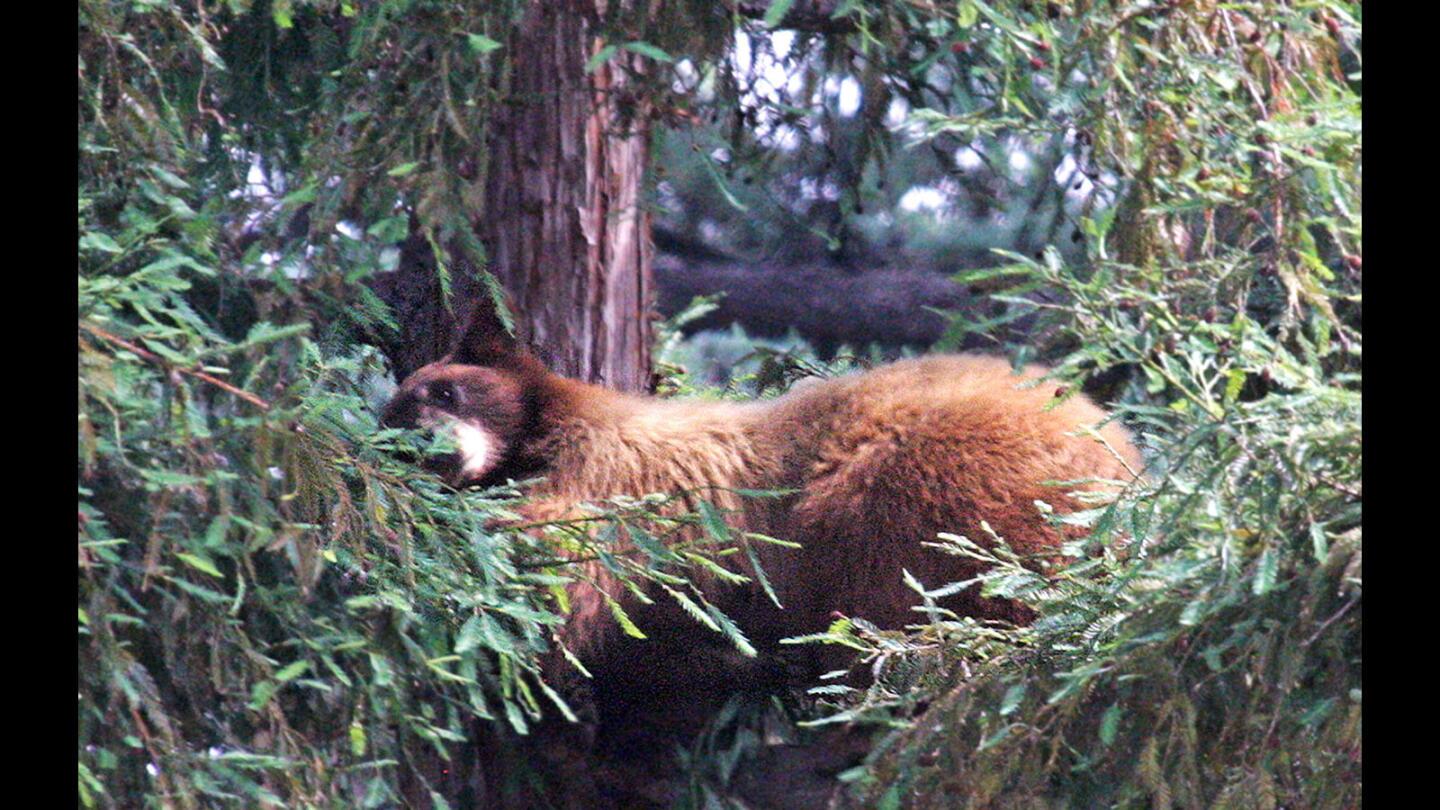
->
[951, 263, 1033, 286]
[176, 552, 223, 579]
[235, 322, 311, 352]
[999, 683, 1026, 716]
[606, 595, 647, 639]
[202, 516, 230, 548]
[705, 601, 757, 657]
[275, 660, 310, 682]
[956, 0, 979, 28]
[80, 233, 123, 254]
[701, 152, 749, 212]
[503, 699, 529, 735]
[281, 183, 317, 207]
[271, 0, 294, 29]
[660, 585, 720, 633]
[466, 34, 503, 55]
[1099, 703, 1122, 746]
[1310, 522, 1329, 560]
[387, 162, 421, 178]
[763, 0, 796, 28]
[479, 613, 517, 655]
[165, 576, 230, 604]
[349, 719, 366, 757]
[745, 544, 783, 609]
[978, 723, 1014, 751]
[744, 532, 803, 549]
[147, 165, 190, 190]
[1300, 696, 1337, 728]
[535, 677, 578, 723]
[78, 762, 102, 808]
[730, 487, 799, 499]
[367, 215, 409, 242]
[455, 615, 484, 654]
[105, 613, 145, 627]
[683, 552, 750, 585]
[1224, 368, 1246, 404]
[698, 500, 730, 543]
[584, 44, 619, 73]
[249, 680, 278, 711]
[1178, 597, 1206, 626]
[627, 522, 679, 562]
[1252, 547, 1278, 595]
[622, 41, 674, 63]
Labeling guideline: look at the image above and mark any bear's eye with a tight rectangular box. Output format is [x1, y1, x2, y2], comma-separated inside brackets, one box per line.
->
[429, 383, 455, 405]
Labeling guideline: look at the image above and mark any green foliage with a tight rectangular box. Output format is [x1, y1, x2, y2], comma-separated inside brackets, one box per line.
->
[779, 2, 1363, 807]
[652, 0, 1119, 268]
[656, 294, 914, 395]
[79, 225, 569, 805]
[79, 0, 1360, 807]
[75, 3, 751, 806]
[76, 217, 779, 804]
[75, 194, 781, 805]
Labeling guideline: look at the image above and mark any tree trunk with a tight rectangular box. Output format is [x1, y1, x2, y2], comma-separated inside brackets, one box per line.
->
[373, 1, 655, 392]
[482, 1, 654, 391]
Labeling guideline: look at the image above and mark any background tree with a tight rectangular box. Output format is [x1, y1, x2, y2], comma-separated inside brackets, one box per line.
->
[366, 0, 679, 390]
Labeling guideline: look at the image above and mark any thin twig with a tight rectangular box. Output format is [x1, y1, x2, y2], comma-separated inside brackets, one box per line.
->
[79, 321, 272, 411]
[1315, 472, 1361, 500]
[1302, 594, 1359, 648]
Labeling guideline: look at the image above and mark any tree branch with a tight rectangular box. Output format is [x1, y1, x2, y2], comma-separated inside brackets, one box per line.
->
[79, 321, 273, 412]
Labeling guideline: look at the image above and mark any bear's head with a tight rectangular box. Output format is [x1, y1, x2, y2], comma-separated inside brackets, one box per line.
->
[382, 297, 548, 487]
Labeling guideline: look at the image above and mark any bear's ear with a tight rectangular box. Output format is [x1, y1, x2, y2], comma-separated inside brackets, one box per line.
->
[451, 287, 520, 367]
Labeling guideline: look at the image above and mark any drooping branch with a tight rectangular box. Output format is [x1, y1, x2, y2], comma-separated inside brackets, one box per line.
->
[79, 321, 273, 412]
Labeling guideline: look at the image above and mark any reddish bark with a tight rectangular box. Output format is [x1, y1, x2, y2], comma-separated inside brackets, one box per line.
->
[372, 1, 655, 391]
[480, 1, 654, 391]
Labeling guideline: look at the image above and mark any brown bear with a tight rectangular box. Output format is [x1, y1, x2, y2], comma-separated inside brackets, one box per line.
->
[383, 304, 1142, 804]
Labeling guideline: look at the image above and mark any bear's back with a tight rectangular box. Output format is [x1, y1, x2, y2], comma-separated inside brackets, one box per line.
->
[743, 354, 1140, 649]
[759, 354, 1139, 494]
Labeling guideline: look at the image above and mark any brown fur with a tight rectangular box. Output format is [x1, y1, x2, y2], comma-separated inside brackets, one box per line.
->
[385, 311, 1142, 803]
[387, 323, 1141, 659]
